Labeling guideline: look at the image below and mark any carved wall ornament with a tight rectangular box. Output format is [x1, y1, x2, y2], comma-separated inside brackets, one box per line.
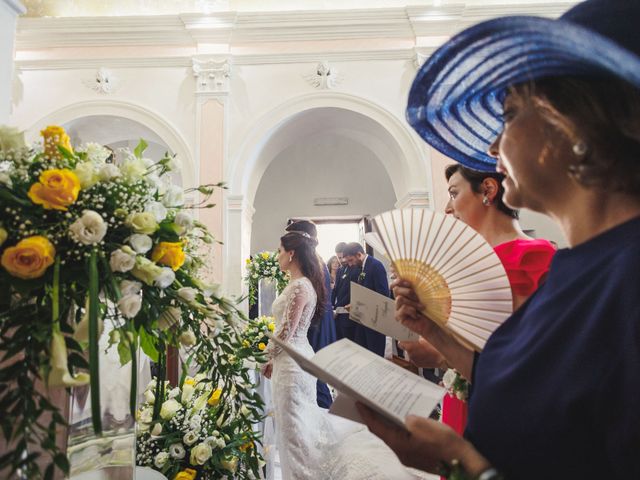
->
[83, 67, 119, 94]
[192, 57, 231, 93]
[303, 61, 343, 90]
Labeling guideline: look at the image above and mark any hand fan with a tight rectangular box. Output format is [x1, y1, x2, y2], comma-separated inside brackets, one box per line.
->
[368, 208, 512, 351]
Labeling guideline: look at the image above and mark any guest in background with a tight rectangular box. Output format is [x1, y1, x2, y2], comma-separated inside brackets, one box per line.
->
[332, 242, 359, 342]
[285, 220, 335, 408]
[342, 242, 389, 356]
[327, 255, 340, 290]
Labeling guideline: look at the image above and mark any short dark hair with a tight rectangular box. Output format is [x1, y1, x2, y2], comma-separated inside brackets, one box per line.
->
[343, 242, 365, 256]
[445, 164, 518, 219]
[334, 242, 347, 254]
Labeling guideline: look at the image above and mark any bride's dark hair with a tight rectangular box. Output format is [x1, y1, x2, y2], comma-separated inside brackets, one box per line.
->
[281, 220, 327, 324]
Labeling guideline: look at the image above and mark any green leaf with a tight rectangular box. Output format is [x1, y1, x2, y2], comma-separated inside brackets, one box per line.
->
[53, 453, 69, 474]
[134, 139, 148, 159]
[139, 328, 159, 362]
[117, 339, 132, 365]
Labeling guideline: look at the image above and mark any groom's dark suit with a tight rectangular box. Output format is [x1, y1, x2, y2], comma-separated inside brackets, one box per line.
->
[353, 255, 389, 357]
[332, 264, 359, 342]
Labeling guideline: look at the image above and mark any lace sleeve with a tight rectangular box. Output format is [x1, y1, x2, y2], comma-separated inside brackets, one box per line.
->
[266, 280, 311, 359]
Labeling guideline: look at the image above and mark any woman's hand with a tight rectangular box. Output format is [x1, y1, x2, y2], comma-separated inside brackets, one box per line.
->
[398, 337, 447, 370]
[392, 278, 439, 338]
[357, 403, 491, 476]
[261, 361, 273, 379]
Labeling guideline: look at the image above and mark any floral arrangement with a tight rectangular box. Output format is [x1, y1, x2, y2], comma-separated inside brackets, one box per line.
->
[244, 251, 288, 306]
[241, 315, 275, 356]
[0, 125, 259, 479]
[136, 372, 264, 480]
[442, 368, 469, 402]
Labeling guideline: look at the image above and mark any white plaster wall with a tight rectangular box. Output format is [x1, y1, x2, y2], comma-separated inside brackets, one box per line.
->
[0, 0, 24, 123]
[251, 131, 397, 253]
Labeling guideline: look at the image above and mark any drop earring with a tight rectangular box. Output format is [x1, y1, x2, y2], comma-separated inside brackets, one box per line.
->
[572, 141, 587, 156]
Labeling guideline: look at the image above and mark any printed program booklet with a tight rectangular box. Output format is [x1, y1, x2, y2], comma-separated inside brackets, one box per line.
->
[267, 335, 444, 428]
[349, 282, 419, 342]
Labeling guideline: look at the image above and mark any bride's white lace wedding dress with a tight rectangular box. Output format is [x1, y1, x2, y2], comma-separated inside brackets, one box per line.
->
[266, 276, 428, 480]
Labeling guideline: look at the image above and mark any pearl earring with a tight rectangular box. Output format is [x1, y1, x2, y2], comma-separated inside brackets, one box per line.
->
[482, 196, 491, 206]
[572, 141, 587, 156]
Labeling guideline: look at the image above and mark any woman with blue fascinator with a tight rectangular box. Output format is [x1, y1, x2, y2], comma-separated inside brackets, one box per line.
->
[357, 1, 640, 479]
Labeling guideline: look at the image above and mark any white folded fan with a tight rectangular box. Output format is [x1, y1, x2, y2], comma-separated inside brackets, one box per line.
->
[367, 208, 513, 351]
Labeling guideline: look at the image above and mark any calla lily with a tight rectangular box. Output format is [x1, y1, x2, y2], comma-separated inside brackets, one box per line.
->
[72, 296, 103, 344]
[48, 329, 90, 387]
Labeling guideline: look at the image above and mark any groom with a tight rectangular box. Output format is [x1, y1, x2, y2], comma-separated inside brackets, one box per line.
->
[343, 242, 389, 357]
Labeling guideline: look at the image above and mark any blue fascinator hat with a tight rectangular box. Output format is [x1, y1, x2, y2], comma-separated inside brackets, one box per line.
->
[406, 0, 640, 171]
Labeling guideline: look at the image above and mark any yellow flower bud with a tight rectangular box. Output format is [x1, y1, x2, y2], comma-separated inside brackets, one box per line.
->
[1, 236, 55, 279]
[28, 169, 80, 211]
[258, 342, 266, 351]
[41, 125, 73, 158]
[268, 323, 275, 332]
[173, 468, 197, 480]
[208, 388, 222, 407]
[151, 241, 185, 271]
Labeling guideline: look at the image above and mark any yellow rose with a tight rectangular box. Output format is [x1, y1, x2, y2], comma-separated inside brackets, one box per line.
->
[41, 125, 73, 158]
[268, 322, 275, 332]
[28, 169, 80, 211]
[1, 236, 55, 279]
[261, 252, 270, 260]
[151, 241, 185, 271]
[208, 388, 222, 407]
[258, 342, 266, 351]
[173, 468, 197, 480]
[242, 340, 250, 348]
[239, 440, 254, 452]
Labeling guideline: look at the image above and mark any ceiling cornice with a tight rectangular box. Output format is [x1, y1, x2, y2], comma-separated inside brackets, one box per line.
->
[16, 3, 575, 49]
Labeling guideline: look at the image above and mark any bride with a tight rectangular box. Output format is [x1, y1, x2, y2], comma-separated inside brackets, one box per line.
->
[261, 221, 430, 480]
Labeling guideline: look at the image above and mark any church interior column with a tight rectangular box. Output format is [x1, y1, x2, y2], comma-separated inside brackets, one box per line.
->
[0, 0, 24, 124]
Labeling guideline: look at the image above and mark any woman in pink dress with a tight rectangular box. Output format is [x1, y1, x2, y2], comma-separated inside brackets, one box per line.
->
[400, 163, 556, 437]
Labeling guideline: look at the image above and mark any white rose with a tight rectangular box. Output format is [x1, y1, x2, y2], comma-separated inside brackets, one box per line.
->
[221, 456, 238, 473]
[158, 306, 181, 330]
[69, 210, 107, 245]
[146, 173, 167, 195]
[120, 155, 147, 180]
[159, 398, 182, 420]
[162, 184, 184, 207]
[151, 423, 162, 436]
[109, 248, 136, 272]
[98, 163, 121, 181]
[138, 407, 153, 424]
[74, 162, 99, 189]
[83, 143, 111, 163]
[442, 369, 457, 390]
[181, 384, 195, 403]
[143, 390, 155, 405]
[177, 287, 197, 303]
[131, 256, 163, 285]
[145, 201, 168, 222]
[154, 451, 169, 469]
[189, 414, 202, 430]
[174, 211, 193, 235]
[117, 294, 141, 318]
[183, 430, 199, 446]
[216, 438, 226, 448]
[179, 329, 197, 347]
[127, 233, 153, 254]
[0, 172, 12, 189]
[119, 279, 142, 297]
[190, 443, 213, 466]
[126, 212, 158, 235]
[154, 267, 175, 289]
[169, 443, 186, 459]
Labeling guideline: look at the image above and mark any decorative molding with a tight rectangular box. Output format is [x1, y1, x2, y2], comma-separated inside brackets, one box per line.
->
[303, 61, 343, 90]
[226, 194, 255, 221]
[192, 56, 231, 93]
[15, 3, 576, 49]
[82, 67, 120, 94]
[395, 191, 431, 209]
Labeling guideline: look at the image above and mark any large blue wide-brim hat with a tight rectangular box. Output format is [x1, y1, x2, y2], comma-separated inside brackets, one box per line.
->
[406, 0, 640, 171]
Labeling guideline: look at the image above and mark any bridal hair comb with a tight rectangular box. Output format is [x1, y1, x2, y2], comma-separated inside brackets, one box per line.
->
[367, 208, 512, 351]
[286, 230, 313, 240]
